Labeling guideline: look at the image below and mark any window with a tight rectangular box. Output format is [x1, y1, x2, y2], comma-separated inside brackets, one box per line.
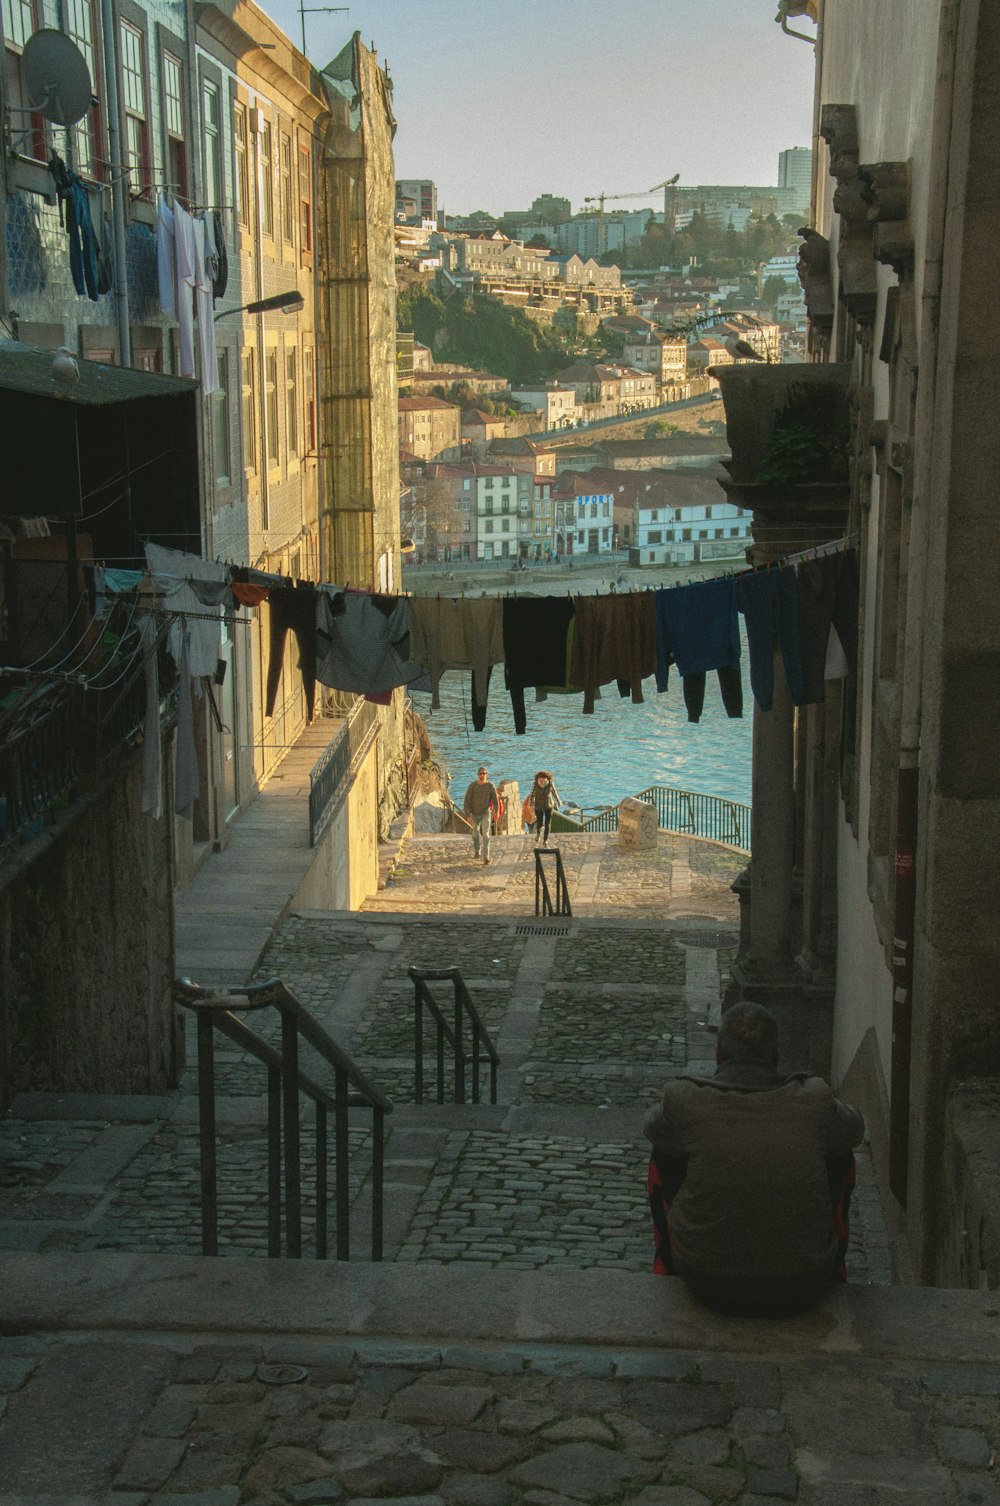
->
[263, 347, 278, 460]
[259, 120, 274, 237]
[280, 132, 293, 244]
[119, 20, 148, 186]
[285, 346, 298, 458]
[484, 498, 493, 514]
[601, 528, 609, 543]
[648, 530, 662, 544]
[163, 52, 187, 197]
[303, 346, 316, 453]
[590, 502, 597, 518]
[202, 80, 221, 207]
[265, 347, 279, 463]
[682, 528, 691, 542]
[241, 350, 256, 471]
[212, 351, 231, 484]
[234, 102, 250, 231]
[485, 477, 494, 489]
[298, 145, 312, 253]
[705, 505, 713, 519]
[66, 0, 102, 174]
[485, 519, 493, 534]
[650, 510, 658, 523]
[3, 0, 44, 160]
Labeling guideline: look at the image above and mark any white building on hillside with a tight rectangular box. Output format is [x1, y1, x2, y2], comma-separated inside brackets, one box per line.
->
[634, 498, 750, 567]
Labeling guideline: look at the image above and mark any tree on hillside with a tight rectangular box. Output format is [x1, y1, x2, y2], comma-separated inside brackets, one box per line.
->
[761, 275, 790, 308]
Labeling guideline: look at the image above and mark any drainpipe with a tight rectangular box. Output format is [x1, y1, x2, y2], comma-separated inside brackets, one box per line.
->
[99, 0, 131, 365]
[888, 0, 959, 1210]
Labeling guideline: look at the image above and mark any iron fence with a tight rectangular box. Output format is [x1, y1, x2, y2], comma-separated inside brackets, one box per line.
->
[580, 784, 751, 852]
[308, 698, 381, 846]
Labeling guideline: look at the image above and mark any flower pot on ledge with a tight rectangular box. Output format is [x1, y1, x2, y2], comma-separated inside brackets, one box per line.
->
[707, 363, 853, 551]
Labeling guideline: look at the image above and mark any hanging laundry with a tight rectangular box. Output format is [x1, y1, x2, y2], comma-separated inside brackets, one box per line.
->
[796, 549, 859, 702]
[145, 541, 228, 677]
[502, 597, 575, 734]
[736, 566, 806, 711]
[231, 582, 269, 608]
[570, 592, 657, 715]
[315, 587, 424, 697]
[193, 213, 220, 393]
[66, 172, 101, 301]
[409, 596, 504, 717]
[156, 194, 175, 316]
[655, 577, 741, 682]
[265, 581, 318, 721]
[172, 200, 197, 379]
[211, 210, 229, 301]
[680, 667, 743, 724]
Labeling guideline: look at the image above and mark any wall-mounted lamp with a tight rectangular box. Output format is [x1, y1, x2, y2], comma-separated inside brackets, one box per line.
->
[214, 290, 304, 322]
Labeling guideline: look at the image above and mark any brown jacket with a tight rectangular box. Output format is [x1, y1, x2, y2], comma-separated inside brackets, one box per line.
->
[643, 1062, 864, 1287]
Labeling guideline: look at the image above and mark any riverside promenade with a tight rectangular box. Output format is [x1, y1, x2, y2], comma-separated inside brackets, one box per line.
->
[2, 816, 999, 1504]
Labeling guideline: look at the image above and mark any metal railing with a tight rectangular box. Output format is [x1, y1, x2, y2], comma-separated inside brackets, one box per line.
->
[580, 785, 751, 852]
[174, 976, 391, 1261]
[408, 965, 499, 1106]
[535, 845, 572, 917]
[308, 697, 381, 846]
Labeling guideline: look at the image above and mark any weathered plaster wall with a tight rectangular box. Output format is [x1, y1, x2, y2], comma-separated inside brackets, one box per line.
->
[0, 766, 178, 1108]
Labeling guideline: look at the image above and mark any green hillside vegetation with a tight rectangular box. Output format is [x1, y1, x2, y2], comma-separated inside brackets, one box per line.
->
[397, 290, 576, 386]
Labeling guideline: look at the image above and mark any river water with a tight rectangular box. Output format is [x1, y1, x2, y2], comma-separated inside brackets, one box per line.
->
[411, 619, 753, 817]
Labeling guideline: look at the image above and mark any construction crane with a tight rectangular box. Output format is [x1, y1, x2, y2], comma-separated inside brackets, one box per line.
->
[583, 175, 680, 251]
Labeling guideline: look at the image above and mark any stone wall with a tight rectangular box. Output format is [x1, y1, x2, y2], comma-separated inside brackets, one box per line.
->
[0, 765, 178, 1109]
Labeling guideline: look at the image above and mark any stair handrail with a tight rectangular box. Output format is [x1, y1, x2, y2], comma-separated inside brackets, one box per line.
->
[174, 975, 392, 1262]
[407, 964, 499, 1106]
[535, 845, 572, 917]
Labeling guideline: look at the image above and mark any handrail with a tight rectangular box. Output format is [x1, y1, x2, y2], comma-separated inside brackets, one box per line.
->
[408, 964, 499, 1106]
[174, 975, 391, 1262]
[579, 784, 751, 852]
[535, 845, 572, 917]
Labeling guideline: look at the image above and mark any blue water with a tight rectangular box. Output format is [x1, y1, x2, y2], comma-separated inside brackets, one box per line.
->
[411, 638, 753, 816]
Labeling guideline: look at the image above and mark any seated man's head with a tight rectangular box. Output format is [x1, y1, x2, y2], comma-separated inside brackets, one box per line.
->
[716, 1002, 779, 1070]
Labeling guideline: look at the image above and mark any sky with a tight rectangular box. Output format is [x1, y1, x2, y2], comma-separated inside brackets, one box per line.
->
[264, 0, 818, 217]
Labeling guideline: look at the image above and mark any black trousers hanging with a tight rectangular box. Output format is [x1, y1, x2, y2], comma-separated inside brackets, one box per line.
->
[265, 584, 317, 721]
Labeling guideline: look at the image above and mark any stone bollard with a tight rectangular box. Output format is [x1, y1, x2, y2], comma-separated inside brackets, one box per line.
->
[618, 796, 658, 851]
[497, 779, 520, 836]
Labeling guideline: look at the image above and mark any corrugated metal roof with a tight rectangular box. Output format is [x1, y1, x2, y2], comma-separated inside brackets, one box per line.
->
[0, 342, 198, 405]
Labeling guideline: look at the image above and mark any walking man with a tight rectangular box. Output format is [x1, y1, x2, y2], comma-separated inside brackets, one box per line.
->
[463, 765, 500, 865]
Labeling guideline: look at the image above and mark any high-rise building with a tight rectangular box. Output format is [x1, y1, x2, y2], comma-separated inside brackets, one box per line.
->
[778, 147, 812, 214]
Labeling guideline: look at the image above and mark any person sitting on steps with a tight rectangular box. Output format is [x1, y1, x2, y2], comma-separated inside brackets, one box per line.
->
[643, 1001, 864, 1317]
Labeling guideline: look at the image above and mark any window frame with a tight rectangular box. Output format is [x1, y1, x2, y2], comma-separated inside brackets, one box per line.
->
[279, 129, 294, 247]
[233, 99, 251, 234]
[241, 347, 257, 475]
[298, 142, 313, 256]
[119, 17, 150, 192]
[259, 117, 275, 240]
[162, 48, 187, 198]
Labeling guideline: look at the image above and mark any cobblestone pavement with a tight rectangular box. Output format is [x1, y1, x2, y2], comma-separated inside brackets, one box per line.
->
[2, 1325, 999, 1505]
[362, 830, 745, 923]
[0, 896, 892, 1285]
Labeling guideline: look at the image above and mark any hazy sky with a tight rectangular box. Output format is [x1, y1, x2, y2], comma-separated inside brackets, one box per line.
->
[264, 0, 818, 216]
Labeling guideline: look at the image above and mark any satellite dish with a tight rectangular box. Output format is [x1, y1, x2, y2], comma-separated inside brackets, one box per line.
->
[21, 30, 93, 127]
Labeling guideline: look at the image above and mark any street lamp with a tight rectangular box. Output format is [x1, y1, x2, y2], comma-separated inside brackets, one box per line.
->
[214, 290, 304, 322]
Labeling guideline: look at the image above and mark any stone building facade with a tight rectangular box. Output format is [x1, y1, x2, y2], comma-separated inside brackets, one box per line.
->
[718, 0, 1000, 1286]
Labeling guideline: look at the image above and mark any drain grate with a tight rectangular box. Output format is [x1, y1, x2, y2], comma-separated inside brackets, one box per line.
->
[514, 924, 571, 937]
[676, 930, 737, 949]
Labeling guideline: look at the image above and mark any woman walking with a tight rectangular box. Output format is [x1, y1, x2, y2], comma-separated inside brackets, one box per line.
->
[528, 770, 561, 846]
